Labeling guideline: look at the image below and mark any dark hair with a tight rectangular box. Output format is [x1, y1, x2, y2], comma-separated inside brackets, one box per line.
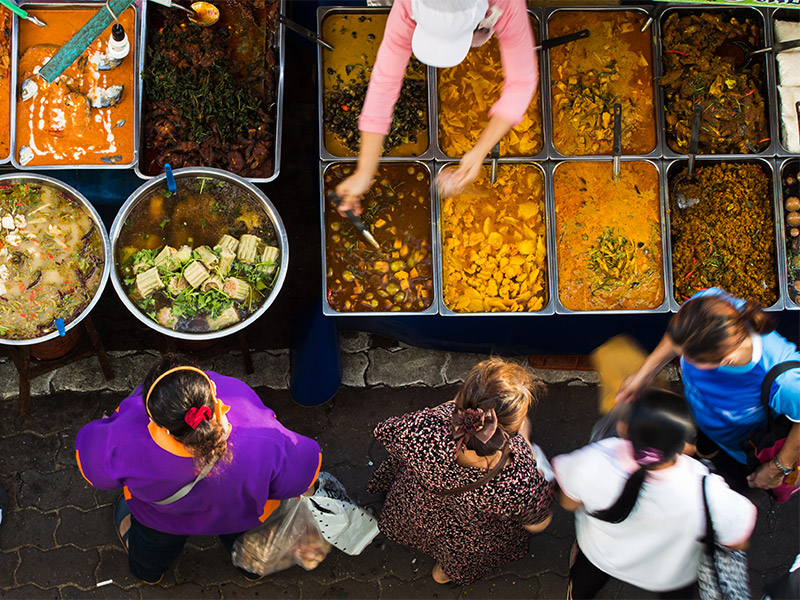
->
[590, 388, 695, 524]
[667, 293, 774, 363]
[142, 354, 231, 470]
[453, 358, 546, 456]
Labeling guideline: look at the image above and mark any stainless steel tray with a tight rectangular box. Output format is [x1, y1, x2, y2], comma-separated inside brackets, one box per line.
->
[779, 157, 800, 309]
[771, 8, 800, 158]
[657, 5, 778, 161]
[663, 157, 784, 312]
[434, 159, 555, 317]
[431, 8, 548, 162]
[11, 1, 142, 170]
[543, 6, 663, 161]
[548, 158, 670, 315]
[319, 160, 439, 317]
[134, 0, 284, 183]
[317, 7, 435, 162]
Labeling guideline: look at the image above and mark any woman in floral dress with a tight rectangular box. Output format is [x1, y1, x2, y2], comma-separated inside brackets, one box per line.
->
[366, 358, 555, 585]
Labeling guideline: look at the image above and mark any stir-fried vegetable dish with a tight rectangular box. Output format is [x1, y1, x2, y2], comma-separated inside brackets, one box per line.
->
[441, 164, 548, 313]
[438, 18, 542, 157]
[324, 163, 434, 313]
[116, 177, 280, 333]
[549, 10, 655, 156]
[321, 13, 428, 157]
[554, 161, 664, 311]
[782, 161, 800, 306]
[0, 182, 105, 340]
[670, 162, 777, 306]
[661, 11, 769, 155]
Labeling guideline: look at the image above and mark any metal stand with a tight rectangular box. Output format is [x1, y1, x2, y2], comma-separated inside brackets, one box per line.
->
[4, 317, 114, 416]
[156, 331, 254, 374]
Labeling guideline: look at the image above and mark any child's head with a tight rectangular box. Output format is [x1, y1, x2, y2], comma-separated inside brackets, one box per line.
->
[626, 388, 695, 468]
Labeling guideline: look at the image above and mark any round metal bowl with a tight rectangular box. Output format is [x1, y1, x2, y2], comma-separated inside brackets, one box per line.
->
[109, 167, 289, 340]
[0, 173, 111, 346]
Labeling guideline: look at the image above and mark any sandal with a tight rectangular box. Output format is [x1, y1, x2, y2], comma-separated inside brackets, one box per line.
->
[114, 496, 131, 554]
[432, 563, 452, 585]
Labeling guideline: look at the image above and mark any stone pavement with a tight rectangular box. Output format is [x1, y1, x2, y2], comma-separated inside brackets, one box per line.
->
[0, 333, 797, 599]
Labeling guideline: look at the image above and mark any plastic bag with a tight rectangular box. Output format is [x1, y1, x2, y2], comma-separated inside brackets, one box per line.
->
[231, 498, 331, 576]
[306, 472, 379, 556]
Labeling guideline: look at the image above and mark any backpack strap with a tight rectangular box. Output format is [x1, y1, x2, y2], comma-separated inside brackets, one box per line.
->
[760, 361, 800, 433]
[431, 440, 511, 496]
[153, 457, 218, 505]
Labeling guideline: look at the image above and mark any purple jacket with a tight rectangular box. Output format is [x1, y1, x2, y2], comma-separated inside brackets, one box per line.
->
[75, 372, 321, 535]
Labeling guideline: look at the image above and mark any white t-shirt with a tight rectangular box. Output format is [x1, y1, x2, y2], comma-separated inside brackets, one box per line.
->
[552, 438, 757, 592]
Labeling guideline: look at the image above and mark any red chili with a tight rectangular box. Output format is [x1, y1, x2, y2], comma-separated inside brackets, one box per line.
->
[757, 137, 770, 144]
[684, 270, 695, 280]
[741, 89, 755, 98]
[341, 105, 349, 111]
[665, 49, 690, 57]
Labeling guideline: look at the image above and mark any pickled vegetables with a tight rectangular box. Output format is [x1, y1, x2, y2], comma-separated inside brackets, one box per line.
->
[441, 164, 548, 313]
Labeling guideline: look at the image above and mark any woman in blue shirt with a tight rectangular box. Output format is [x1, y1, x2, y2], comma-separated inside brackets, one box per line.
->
[618, 288, 800, 492]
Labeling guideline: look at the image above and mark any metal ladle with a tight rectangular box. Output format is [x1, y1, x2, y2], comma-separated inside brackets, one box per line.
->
[150, 0, 219, 27]
[673, 103, 704, 210]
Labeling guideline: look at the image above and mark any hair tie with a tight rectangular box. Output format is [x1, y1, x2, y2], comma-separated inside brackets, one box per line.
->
[452, 407, 499, 456]
[185, 405, 212, 429]
[634, 447, 665, 467]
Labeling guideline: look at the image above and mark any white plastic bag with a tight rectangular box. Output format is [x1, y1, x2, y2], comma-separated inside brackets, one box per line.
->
[306, 472, 379, 556]
[231, 498, 331, 576]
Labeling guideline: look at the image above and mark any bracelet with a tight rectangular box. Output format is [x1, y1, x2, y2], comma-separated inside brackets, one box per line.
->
[772, 456, 794, 476]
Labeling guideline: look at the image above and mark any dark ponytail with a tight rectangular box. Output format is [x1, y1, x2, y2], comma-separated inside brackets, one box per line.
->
[142, 354, 232, 471]
[590, 389, 694, 524]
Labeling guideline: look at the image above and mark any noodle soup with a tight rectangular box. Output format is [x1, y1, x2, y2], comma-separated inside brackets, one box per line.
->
[115, 176, 282, 334]
[0, 180, 105, 341]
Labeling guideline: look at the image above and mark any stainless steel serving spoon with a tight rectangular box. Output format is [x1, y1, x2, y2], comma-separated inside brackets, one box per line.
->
[150, 0, 220, 27]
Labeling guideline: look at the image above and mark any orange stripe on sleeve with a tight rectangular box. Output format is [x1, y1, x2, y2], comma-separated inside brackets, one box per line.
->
[75, 450, 93, 487]
[258, 499, 281, 523]
[123, 485, 132, 501]
[310, 452, 322, 489]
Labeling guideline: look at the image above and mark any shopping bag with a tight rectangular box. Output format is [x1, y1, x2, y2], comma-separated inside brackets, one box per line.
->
[231, 497, 331, 576]
[306, 472, 379, 555]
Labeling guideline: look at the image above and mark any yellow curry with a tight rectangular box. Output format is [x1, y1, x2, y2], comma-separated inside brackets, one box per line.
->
[441, 164, 548, 313]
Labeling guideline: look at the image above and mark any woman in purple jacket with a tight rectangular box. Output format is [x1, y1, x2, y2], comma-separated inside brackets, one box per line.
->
[75, 356, 322, 583]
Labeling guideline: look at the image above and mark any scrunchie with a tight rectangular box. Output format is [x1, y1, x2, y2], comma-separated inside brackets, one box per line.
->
[185, 405, 212, 429]
[451, 407, 499, 456]
[634, 447, 665, 467]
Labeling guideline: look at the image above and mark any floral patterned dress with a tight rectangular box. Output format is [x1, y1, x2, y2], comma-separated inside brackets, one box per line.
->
[366, 401, 555, 585]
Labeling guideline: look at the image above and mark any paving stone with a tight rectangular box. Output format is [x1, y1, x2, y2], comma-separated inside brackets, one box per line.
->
[339, 538, 425, 583]
[56, 507, 115, 549]
[14, 392, 103, 436]
[50, 357, 123, 395]
[0, 433, 59, 475]
[365, 348, 446, 388]
[56, 433, 78, 469]
[299, 578, 379, 599]
[442, 353, 491, 384]
[60, 585, 141, 599]
[339, 332, 372, 353]
[16, 546, 99, 589]
[220, 581, 300, 599]
[173, 544, 244, 587]
[458, 573, 539, 599]
[0, 584, 59, 598]
[18, 469, 97, 511]
[93, 489, 120, 509]
[0, 508, 57, 551]
[527, 533, 571, 578]
[340, 353, 367, 388]
[185, 536, 218, 551]
[0, 362, 54, 402]
[0, 550, 19, 587]
[210, 352, 289, 390]
[114, 352, 161, 390]
[379, 575, 461, 600]
[94, 548, 141, 590]
[535, 571, 569, 600]
[137, 583, 220, 598]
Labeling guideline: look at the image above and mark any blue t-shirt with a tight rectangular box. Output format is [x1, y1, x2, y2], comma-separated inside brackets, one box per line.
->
[680, 289, 800, 463]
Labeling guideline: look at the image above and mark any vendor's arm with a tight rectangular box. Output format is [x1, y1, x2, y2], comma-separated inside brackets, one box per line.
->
[748, 421, 800, 490]
[74, 412, 126, 490]
[616, 334, 681, 404]
[336, 0, 414, 215]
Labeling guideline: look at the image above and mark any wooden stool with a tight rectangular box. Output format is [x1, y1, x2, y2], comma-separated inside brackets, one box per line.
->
[4, 316, 114, 416]
[156, 330, 254, 374]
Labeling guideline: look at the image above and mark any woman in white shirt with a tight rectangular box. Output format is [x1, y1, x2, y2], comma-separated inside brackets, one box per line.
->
[552, 388, 756, 599]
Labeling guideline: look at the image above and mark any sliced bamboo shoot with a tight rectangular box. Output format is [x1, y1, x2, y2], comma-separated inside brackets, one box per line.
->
[202, 276, 224, 292]
[207, 306, 240, 330]
[215, 234, 239, 253]
[136, 267, 164, 297]
[217, 247, 235, 277]
[237, 234, 264, 264]
[223, 277, 250, 301]
[176, 245, 193, 263]
[154, 246, 181, 271]
[183, 261, 210, 288]
[167, 275, 188, 297]
[259, 245, 280, 275]
[194, 246, 219, 268]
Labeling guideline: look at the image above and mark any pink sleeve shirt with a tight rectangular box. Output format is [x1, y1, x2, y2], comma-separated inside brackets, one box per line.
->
[358, 0, 538, 136]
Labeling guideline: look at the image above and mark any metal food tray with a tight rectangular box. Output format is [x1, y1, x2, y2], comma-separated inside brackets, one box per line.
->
[779, 157, 799, 309]
[431, 8, 548, 162]
[771, 9, 800, 157]
[319, 160, 440, 317]
[548, 158, 671, 315]
[434, 160, 555, 317]
[317, 6, 435, 162]
[657, 5, 778, 161]
[663, 157, 785, 313]
[542, 6, 663, 162]
[134, 0, 284, 183]
[10, 1, 142, 170]
[0, 5, 13, 165]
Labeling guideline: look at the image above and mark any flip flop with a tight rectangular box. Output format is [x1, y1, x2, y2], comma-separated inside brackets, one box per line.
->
[114, 496, 131, 554]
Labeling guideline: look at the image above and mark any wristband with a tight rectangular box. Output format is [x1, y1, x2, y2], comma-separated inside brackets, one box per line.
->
[772, 456, 794, 476]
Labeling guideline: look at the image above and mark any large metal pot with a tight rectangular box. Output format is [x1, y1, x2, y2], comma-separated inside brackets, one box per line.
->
[0, 173, 111, 346]
[109, 167, 289, 340]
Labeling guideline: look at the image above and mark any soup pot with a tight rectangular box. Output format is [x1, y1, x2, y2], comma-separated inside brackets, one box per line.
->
[0, 173, 111, 346]
[109, 167, 289, 340]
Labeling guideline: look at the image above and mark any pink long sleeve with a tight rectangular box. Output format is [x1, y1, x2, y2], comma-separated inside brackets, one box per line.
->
[358, 0, 415, 136]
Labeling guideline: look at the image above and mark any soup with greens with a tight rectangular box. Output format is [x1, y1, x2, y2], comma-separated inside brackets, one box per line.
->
[116, 177, 280, 333]
[0, 181, 105, 341]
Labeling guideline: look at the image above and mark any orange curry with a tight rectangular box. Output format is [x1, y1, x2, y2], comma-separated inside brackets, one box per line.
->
[15, 7, 136, 166]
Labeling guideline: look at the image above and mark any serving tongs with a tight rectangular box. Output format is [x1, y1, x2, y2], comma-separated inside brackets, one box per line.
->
[327, 191, 380, 250]
[672, 104, 703, 210]
[489, 142, 500, 184]
[720, 37, 800, 70]
[535, 29, 589, 51]
[278, 13, 333, 51]
[0, 0, 46, 27]
[149, 0, 220, 27]
[612, 103, 622, 182]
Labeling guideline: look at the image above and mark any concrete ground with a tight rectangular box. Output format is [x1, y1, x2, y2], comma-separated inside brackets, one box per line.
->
[0, 333, 797, 599]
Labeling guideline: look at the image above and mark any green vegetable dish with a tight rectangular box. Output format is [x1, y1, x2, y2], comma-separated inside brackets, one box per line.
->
[116, 177, 280, 334]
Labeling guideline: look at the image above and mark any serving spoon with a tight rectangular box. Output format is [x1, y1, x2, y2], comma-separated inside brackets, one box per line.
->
[149, 0, 219, 27]
[719, 37, 800, 70]
[672, 103, 703, 210]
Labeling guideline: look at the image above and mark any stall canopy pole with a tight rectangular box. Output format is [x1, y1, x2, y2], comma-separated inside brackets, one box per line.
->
[38, 0, 135, 84]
